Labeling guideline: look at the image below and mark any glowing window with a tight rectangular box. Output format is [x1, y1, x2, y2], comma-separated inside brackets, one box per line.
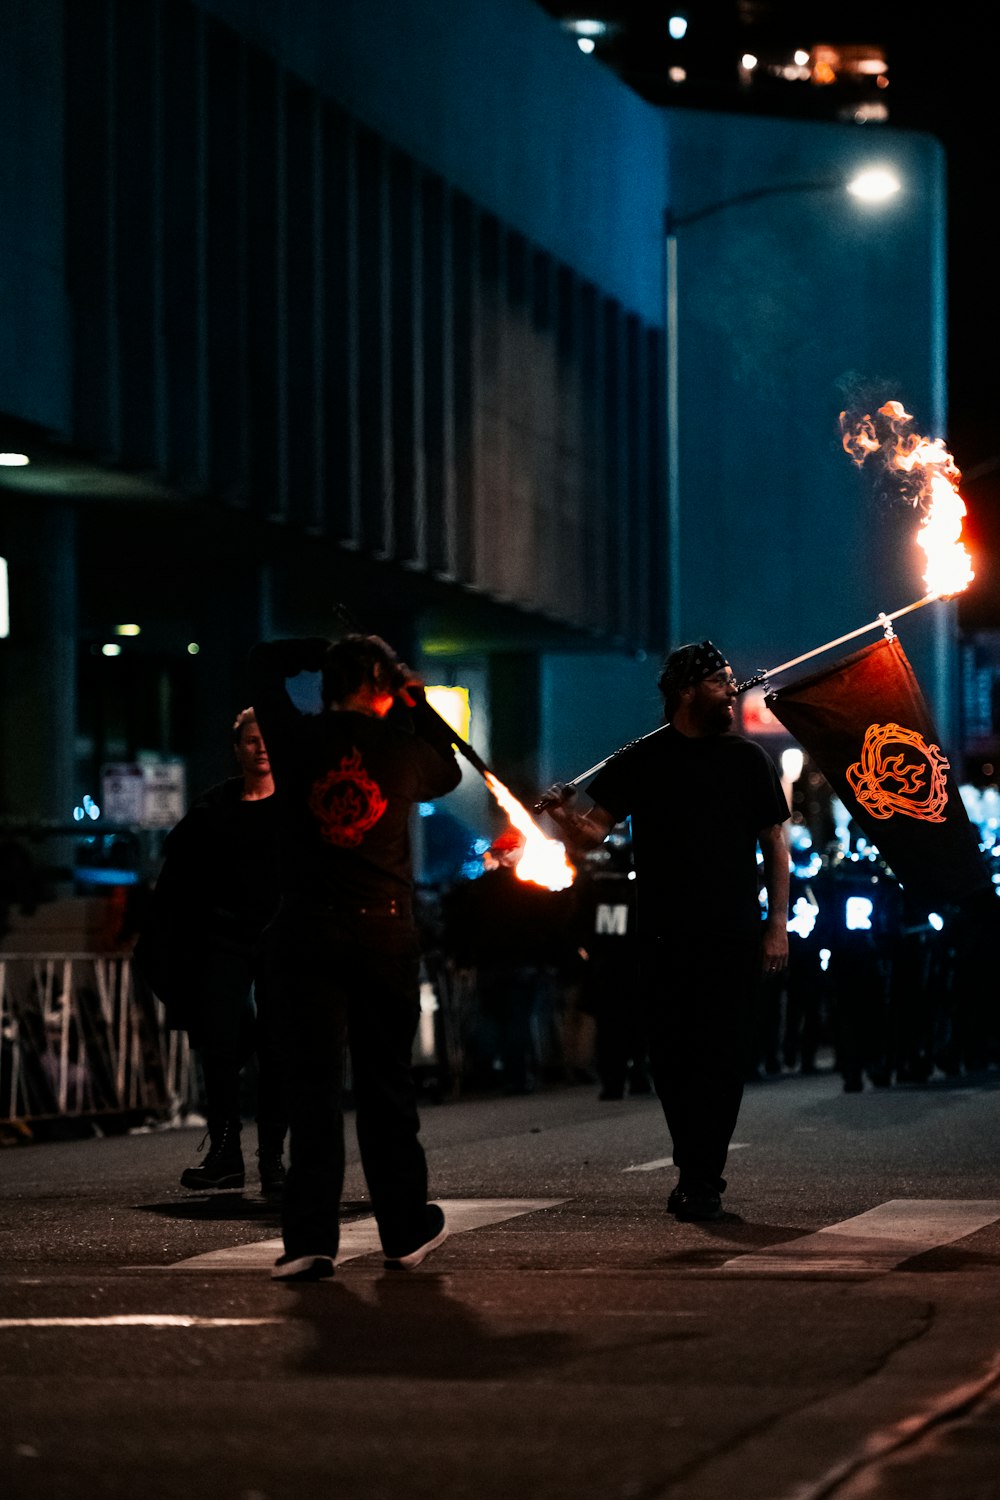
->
[425, 685, 471, 743]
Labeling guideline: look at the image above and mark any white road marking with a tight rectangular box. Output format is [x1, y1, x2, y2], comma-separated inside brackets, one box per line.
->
[625, 1143, 748, 1172]
[722, 1199, 1000, 1274]
[0, 1316, 281, 1329]
[169, 1198, 567, 1270]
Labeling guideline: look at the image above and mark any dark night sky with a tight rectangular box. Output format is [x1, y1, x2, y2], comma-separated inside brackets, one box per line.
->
[535, 3, 1000, 630]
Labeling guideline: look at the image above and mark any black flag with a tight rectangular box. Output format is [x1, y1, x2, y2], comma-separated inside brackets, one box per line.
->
[767, 636, 989, 911]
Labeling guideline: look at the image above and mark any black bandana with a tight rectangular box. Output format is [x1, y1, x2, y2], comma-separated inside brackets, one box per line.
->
[660, 639, 731, 693]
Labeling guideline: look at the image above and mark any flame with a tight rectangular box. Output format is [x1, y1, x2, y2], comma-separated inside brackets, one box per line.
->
[484, 772, 576, 891]
[839, 401, 974, 599]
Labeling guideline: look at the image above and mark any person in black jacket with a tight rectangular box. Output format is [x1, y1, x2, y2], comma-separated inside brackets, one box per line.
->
[135, 709, 286, 1196]
[542, 640, 789, 1224]
[573, 830, 652, 1101]
[249, 632, 462, 1283]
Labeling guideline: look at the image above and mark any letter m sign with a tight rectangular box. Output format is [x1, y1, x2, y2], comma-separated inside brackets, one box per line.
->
[595, 903, 629, 936]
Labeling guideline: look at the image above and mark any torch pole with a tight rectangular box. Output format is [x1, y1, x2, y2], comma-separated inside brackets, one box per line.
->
[448, 730, 494, 781]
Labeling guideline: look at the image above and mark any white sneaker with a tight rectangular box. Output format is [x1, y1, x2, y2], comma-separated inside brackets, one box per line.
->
[383, 1205, 448, 1269]
[271, 1253, 335, 1282]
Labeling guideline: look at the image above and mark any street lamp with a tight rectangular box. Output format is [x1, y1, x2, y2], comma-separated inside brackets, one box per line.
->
[664, 165, 902, 643]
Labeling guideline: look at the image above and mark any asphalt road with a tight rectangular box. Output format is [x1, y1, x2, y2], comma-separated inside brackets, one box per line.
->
[3, 1067, 1000, 1500]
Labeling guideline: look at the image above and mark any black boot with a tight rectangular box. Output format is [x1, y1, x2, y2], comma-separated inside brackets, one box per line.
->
[256, 1123, 287, 1199]
[180, 1120, 245, 1191]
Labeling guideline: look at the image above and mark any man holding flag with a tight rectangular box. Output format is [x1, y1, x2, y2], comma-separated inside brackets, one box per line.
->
[543, 640, 790, 1223]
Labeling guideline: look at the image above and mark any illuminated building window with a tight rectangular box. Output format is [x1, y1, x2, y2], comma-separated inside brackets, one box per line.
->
[425, 685, 471, 742]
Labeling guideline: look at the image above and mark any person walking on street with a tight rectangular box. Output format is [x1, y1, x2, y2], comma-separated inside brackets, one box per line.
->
[573, 831, 651, 1101]
[249, 632, 462, 1283]
[542, 640, 790, 1222]
[135, 709, 287, 1197]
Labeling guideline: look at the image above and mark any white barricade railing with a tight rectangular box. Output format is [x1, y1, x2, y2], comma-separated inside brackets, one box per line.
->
[0, 954, 194, 1125]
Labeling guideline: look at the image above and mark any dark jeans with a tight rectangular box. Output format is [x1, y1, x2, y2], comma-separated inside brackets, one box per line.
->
[642, 935, 760, 1193]
[187, 946, 286, 1134]
[267, 902, 430, 1260]
[476, 963, 543, 1092]
[583, 957, 647, 1094]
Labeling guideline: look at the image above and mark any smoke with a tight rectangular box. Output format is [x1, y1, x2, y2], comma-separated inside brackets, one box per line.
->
[838, 400, 960, 515]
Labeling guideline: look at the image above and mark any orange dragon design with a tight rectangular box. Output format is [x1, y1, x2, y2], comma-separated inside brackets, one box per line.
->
[845, 722, 950, 824]
[308, 748, 388, 847]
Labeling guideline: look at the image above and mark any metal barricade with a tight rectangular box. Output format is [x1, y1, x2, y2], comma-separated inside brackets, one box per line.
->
[0, 954, 193, 1127]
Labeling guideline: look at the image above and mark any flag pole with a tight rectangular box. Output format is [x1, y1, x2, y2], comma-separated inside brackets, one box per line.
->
[534, 592, 944, 807]
[736, 592, 941, 691]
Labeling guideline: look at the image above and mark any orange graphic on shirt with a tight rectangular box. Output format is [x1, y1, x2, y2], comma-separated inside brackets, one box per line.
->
[846, 722, 950, 824]
[308, 748, 388, 847]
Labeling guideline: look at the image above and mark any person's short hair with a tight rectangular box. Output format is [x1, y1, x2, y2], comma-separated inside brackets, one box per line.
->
[657, 640, 730, 717]
[322, 634, 404, 706]
[231, 707, 257, 745]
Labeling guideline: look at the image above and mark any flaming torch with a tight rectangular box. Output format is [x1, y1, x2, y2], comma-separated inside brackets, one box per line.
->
[842, 399, 974, 601]
[421, 700, 576, 892]
[481, 771, 576, 891]
[736, 401, 976, 689]
[536, 401, 977, 802]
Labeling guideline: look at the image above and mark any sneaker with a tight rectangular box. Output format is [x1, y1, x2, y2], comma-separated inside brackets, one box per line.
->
[383, 1204, 449, 1269]
[180, 1127, 245, 1191]
[271, 1253, 335, 1283]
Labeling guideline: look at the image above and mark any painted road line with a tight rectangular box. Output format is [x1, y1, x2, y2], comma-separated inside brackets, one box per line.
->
[0, 1316, 281, 1329]
[722, 1199, 1000, 1274]
[625, 1143, 749, 1173]
[169, 1198, 567, 1270]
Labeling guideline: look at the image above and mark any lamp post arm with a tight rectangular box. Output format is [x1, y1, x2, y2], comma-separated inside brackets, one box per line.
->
[665, 178, 841, 234]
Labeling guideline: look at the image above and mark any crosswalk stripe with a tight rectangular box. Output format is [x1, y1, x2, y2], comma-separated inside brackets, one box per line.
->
[721, 1199, 1000, 1274]
[0, 1316, 281, 1329]
[169, 1198, 567, 1270]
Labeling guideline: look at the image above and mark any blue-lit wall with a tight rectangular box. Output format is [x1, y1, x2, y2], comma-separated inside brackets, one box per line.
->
[664, 110, 951, 746]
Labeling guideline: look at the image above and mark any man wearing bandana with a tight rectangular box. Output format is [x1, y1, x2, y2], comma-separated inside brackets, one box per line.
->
[542, 641, 790, 1222]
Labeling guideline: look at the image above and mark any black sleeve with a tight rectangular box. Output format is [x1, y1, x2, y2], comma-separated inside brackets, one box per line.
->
[751, 744, 790, 828]
[586, 745, 637, 824]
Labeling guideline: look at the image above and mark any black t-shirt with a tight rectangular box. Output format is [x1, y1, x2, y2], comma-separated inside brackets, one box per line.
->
[133, 777, 280, 1021]
[586, 725, 788, 940]
[249, 640, 461, 906]
[158, 777, 280, 945]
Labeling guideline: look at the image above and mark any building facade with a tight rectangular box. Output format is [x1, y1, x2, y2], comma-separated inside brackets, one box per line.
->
[0, 0, 948, 880]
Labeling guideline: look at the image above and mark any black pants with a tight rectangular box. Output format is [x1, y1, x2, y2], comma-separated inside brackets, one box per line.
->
[187, 946, 286, 1135]
[643, 936, 760, 1193]
[583, 956, 647, 1094]
[268, 902, 430, 1260]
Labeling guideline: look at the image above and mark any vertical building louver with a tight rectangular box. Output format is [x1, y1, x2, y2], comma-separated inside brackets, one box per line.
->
[64, 0, 666, 650]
